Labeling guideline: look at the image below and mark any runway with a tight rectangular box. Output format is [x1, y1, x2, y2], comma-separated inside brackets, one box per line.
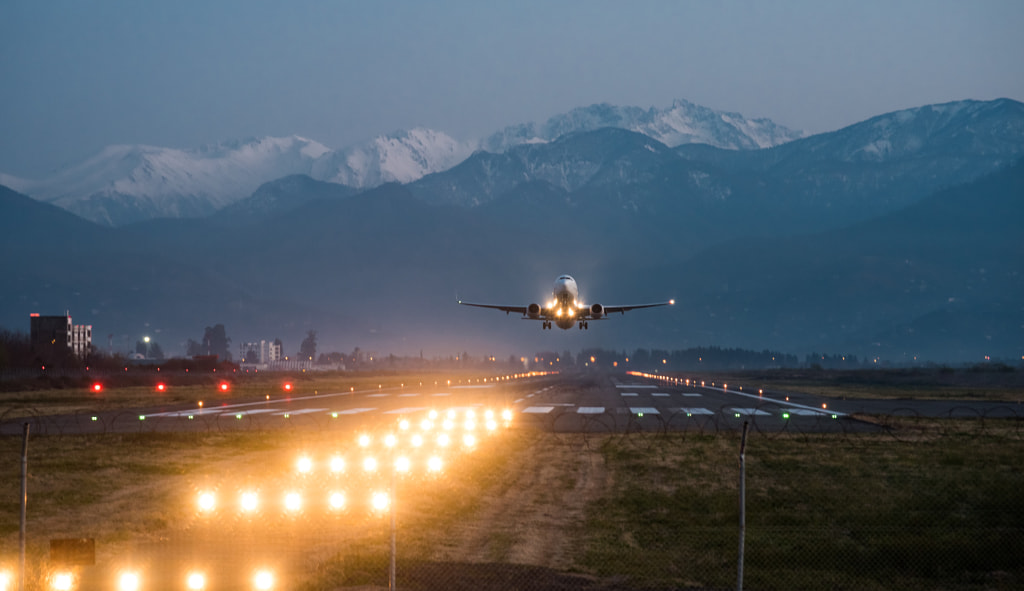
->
[2, 371, 1020, 436]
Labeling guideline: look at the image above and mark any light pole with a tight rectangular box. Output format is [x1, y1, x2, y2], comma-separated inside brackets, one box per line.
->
[143, 336, 150, 359]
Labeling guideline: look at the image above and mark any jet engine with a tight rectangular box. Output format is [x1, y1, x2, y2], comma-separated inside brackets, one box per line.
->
[589, 303, 605, 319]
[527, 303, 543, 319]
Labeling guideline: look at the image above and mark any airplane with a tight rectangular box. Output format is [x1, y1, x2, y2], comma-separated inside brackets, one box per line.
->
[458, 274, 674, 330]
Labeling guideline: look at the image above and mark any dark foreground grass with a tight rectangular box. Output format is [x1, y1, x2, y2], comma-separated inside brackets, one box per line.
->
[3, 424, 1022, 590]
[581, 428, 1024, 590]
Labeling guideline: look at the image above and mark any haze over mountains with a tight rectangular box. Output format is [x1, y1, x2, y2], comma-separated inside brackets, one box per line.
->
[1, 98, 1021, 363]
[2, 99, 805, 227]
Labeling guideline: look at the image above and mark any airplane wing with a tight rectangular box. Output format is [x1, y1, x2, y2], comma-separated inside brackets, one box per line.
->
[599, 300, 675, 315]
[457, 301, 530, 315]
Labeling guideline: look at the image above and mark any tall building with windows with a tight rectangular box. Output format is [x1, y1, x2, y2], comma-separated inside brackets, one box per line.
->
[30, 312, 92, 361]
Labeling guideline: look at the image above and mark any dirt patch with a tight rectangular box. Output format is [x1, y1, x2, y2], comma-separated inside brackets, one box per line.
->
[432, 432, 609, 569]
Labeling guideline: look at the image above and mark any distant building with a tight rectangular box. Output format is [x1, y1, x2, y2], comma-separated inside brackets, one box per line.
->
[30, 312, 92, 361]
[239, 340, 269, 364]
[269, 340, 283, 362]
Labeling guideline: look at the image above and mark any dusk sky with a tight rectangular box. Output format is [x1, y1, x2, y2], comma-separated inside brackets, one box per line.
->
[2, 0, 1022, 178]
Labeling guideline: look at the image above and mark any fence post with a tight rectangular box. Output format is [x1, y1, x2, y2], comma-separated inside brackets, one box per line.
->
[20, 422, 30, 591]
[737, 421, 748, 591]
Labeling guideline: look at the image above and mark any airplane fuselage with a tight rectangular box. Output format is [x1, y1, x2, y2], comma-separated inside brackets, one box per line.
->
[458, 274, 673, 331]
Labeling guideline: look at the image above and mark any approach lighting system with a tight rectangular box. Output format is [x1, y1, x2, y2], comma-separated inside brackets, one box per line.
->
[427, 456, 443, 473]
[51, 572, 74, 591]
[118, 572, 140, 591]
[330, 456, 345, 473]
[284, 492, 302, 512]
[186, 572, 206, 590]
[241, 491, 259, 513]
[329, 492, 346, 510]
[395, 456, 411, 473]
[371, 491, 390, 511]
[363, 457, 378, 473]
[296, 456, 313, 474]
[198, 491, 216, 512]
[253, 570, 274, 590]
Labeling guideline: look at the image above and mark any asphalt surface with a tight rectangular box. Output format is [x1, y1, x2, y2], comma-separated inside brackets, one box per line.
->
[2, 370, 1021, 437]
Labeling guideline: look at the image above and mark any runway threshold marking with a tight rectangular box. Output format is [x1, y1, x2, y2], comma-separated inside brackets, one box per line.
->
[680, 408, 714, 415]
[652, 393, 670, 397]
[577, 407, 605, 414]
[616, 385, 656, 389]
[273, 408, 327, 416]
[732, 408, 772, 416]
[383, 407, 428, 415]
[522, 406, 555, 414]
[707, 386, 847, 417]
[630, 407, 659, 415]
[682, 393, 702, 397]
[620, 392, 639, 397]
[333, 408, 376, 415]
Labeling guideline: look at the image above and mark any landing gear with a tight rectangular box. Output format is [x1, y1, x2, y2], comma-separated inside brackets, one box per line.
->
[578, 321, 589, 330]
[542, 321, 551, 330]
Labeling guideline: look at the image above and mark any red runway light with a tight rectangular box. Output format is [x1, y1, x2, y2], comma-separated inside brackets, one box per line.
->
[219, 382, 229, 392]
[156, 383, 167, 392]
[92, 383, 103, 392]
[284, 383, 292, 391]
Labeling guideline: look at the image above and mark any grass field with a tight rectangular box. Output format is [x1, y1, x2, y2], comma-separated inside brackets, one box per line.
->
[2, 370, 1022, 589]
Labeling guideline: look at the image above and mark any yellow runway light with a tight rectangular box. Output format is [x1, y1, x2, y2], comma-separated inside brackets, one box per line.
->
[119, 572, 140, 591]
[427, 456, 443, 473]
[371, 492, 390, 511]
[296, 456, 313, 474]
[330, 456, 345, 473]
[329, 492, 346, 510]
[363, 457, 378, 473]
[253, 570, 274, 590]
[240, 491, 258, 513]
[284, 492, 302, 512]
[51, 572, 74, 591]
[197, 491, 216, 512]
[186, 572, 205, 590]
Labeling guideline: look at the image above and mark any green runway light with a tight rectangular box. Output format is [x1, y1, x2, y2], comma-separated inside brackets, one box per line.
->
[332, 412, 338, 418]
[782, 413, 790, 419]
[284, 413, 290, 419]
[188, 415, 194, 420]
[832, 414, 838, 419]
[139, 415, 145, 421]
[734, 413, 741, 418]
[638, 412, 644, 417]
[91, 416, 97, 421]
[236, 414, 242, 420]
[686, 413, 692, 417]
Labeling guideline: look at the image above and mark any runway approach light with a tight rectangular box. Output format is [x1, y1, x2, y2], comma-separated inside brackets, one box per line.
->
[241, 491, 259, 513]
[219, 382, 229, 392]
[427, 456, 443, 473]
[330, 456, 345, 473]
[358, 434, 371, 447]
[363, 457, 378, 473]
[371, 492, 390, 511]
[198, 491, 216, 512]
[186, 572, 205, 590]
[51, 572, 74, 591]
[156, 383, 166, 392]
[284, 492, 302, 512]
[329, 492, 346, 510]
[296, 456, 313, 474]
[92, 383, 103, 392]
[118, 572, 140, 591]
[253, 570, 274, 590]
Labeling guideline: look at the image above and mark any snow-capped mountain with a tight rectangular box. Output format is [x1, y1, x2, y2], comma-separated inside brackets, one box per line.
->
[2, 98, 806, 225]
[19, 136, 330, 226]
[482, 99, 804, 152]
[310, 128, 475, 188]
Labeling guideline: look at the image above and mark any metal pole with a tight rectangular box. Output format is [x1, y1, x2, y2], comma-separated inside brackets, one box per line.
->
[737, 421, 749, 591]
[20, 422, 30, 591]
[389, 465, 397, 590]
